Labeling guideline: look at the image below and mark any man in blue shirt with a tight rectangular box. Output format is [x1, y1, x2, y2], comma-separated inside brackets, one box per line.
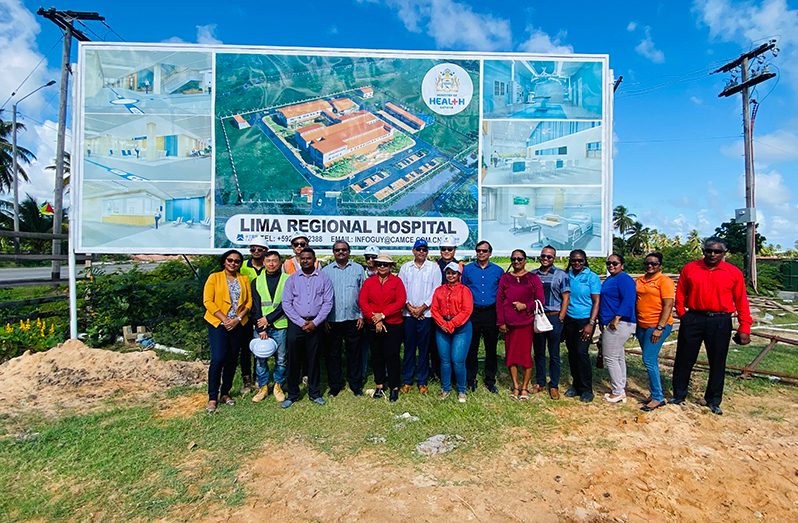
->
[562, 249, 601, 403]
[322, 241, 365, 397]
[461, 240, 505, 393]
[530, 245, 570, 400]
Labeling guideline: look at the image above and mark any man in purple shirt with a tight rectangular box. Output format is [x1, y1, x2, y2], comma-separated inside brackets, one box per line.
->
[281, 248, 334, 408]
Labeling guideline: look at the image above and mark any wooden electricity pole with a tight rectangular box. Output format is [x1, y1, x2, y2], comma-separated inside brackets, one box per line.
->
[714, 40, 777, 292]
[37, 8, 104, 280]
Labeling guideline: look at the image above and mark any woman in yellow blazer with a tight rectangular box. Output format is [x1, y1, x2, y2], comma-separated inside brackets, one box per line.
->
[203, 249, 252, 413]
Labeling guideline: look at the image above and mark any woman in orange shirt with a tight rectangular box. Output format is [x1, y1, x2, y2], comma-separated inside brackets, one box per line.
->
[203, 249, 252, 413]
[431, 262, 474, 403]
[635, 252, 674, 411]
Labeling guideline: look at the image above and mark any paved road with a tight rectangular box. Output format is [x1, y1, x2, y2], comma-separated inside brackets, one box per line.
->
[0, 262, 164, 283]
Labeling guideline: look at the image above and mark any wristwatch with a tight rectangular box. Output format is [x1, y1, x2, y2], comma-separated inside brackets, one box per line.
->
[655, 325, 665, 331]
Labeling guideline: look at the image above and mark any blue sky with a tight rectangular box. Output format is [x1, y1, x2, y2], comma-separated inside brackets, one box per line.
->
[4, 0, 797, 248]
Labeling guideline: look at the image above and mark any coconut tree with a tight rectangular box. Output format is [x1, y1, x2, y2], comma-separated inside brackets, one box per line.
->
[686, 229, 702, 255]
[0, 110, 36, 192]
[45, 151, 71, 187]
[626, 221, 650, 255]
[613, 205, 636, 240]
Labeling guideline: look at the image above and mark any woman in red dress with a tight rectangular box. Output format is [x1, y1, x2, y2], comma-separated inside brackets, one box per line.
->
[497, 249, 544, 400]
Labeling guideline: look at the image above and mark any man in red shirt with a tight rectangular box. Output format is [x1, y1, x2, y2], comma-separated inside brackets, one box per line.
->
[672, 237, 752, 414]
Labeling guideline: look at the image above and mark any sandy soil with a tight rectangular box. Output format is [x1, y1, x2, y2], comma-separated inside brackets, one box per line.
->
[190, 390, 798, 523]
[0, 340, 206, 419]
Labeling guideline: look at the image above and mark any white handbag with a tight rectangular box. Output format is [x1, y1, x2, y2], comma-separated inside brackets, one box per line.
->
[533, 300, 554, 333]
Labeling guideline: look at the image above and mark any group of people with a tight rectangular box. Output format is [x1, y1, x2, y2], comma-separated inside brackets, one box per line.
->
[202, 234, 751, 415]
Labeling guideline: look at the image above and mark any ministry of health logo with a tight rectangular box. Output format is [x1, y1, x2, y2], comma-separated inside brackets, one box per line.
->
[422, 63, 473, 116]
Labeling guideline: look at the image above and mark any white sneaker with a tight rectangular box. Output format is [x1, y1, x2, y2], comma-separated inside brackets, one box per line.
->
[458, 393, 466, 403]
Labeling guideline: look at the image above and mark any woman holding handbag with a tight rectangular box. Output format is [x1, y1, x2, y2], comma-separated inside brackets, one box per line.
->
[496, 249, 544, 400]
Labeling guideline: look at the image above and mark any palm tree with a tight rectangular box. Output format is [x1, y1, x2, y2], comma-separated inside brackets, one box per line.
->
[686, 229, 702, 255]
[0, 194, 54, 252]
[45, 151, 71, 187]
[626, 221, 650, 255]
[0, 110, 36, 192]
[613, 205, 636, 241]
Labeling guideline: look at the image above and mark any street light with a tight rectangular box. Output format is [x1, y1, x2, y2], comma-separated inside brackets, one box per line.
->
[11, 80, 56, 254]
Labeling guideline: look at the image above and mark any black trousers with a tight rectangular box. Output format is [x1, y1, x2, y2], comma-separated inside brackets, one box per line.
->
[370, 322, 403, 390]
[563, 316, 593, 394]
[672, 311, 733, 406]
[467, 306, 499, 387]
[325, 320, 363, 394]
[207, 323, 244, 401]
[286, 322, 322, 401]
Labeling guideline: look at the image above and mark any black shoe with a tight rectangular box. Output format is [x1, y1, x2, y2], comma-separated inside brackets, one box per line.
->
[353, 389, 364, 397]
[373, 388, 385, 399]
[564, 387, 578, 398]
[486, 384, 499, 394]
[579, 392, 594, 403]
[389, 388, 399, 402]
[670, 397, 686, 405]
[468, 383, 477, 393]
[708, 404, 723, 415]
[329, 389, 340, 397]
[640, 400, 667, 412]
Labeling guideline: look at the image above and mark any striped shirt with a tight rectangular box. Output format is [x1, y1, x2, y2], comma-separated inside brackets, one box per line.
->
[322, 260, 365, 322]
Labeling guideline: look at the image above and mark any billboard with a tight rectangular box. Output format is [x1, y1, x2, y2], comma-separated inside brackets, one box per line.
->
[74, 43, 612, 256]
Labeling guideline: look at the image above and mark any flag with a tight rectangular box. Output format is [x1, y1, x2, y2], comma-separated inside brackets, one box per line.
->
[40, 202, 54, 215]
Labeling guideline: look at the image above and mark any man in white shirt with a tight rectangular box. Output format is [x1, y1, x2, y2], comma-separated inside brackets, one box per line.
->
[398, 239, 439, 394]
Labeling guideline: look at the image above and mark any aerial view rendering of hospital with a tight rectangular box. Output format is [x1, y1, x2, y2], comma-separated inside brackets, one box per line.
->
[213, 53, 479, 249]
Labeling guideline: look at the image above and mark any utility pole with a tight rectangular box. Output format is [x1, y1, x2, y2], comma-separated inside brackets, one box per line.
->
[714, 40, 778, 293]
[37, 8, 104, 280]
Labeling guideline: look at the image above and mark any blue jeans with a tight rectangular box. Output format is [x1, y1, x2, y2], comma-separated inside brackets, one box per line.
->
[636, 325, 673, 402]
[436, 322, 472, 394]
[533, 315, 563, 389]
[402, 316, 432, 386]
[254, 327, 287, 388]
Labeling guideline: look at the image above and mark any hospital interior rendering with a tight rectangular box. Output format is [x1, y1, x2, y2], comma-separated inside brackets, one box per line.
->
[481, 186, 602, 253]
[481, 120, 602, 185]
[482, 60, 603, 119]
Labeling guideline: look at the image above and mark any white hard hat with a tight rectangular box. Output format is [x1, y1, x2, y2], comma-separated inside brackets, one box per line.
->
[444, 261, 461, 273]
[364, 245, 380, 256]
[440, 236, 457, 248]
[249, 236, 269, 249]
[249, 337, 277, 358]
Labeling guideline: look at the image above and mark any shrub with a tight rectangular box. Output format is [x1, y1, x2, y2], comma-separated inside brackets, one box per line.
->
[0, 318, 66, 362]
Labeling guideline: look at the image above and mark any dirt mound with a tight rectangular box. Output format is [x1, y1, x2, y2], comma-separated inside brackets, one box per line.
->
[0, 339, 206, 419]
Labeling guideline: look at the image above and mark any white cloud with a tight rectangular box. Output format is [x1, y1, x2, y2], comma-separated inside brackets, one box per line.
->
[627, 21, 638, 32]
[161, 36, 186, 44]
[690, 95, 703, 104]
[635, 26, 665, 63]
[366, 0, 512, 51]
[517, 27, 573, 54]
[721, 128, 798, 163]
[327, 25, 340, 35]
[694, 0, 798, 90]
[196, 24, 222, 45]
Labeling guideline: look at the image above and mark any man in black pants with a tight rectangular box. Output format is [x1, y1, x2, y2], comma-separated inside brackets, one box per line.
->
[280, 249, 334, 408]
[672, 237, 752, 415]
[322, 241, 365, 396]
[461, 240, 505, 393]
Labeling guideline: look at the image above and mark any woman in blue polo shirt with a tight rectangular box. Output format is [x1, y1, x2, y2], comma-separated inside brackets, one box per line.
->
[562, 249, 601, 403]
[599, 253, 636, 404]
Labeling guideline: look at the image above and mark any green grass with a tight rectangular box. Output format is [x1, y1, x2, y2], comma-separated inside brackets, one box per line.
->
[1, 333, 795, 521]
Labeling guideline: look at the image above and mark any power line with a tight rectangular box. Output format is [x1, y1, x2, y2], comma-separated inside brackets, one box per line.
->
[0, 35, 64, 111]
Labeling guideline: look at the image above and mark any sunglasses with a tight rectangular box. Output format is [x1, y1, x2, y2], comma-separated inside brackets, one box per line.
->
[475, 249, 490, 254]
[511, 257, 526, 262]
[415, 247, 428, 252]
[333, 248, 349, 253]
[606, 261, 621, 267]
[249, 246, 266, 253]
[704, 248, 725, 255]
[440, 247, 454, 252]
[364, 255, 377, 260]
[375, 262, 392, 268]
[539, 254, 554, 260]
[292, 241, 307, 248]
[570, 258, 586, 264]
[225, 257, 242, 264]
[644, 261, 661, 267]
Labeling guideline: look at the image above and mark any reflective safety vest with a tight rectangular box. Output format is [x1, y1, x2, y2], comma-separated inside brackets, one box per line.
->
[240, 259, 264, 282]
[255, 272, 289, 329]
